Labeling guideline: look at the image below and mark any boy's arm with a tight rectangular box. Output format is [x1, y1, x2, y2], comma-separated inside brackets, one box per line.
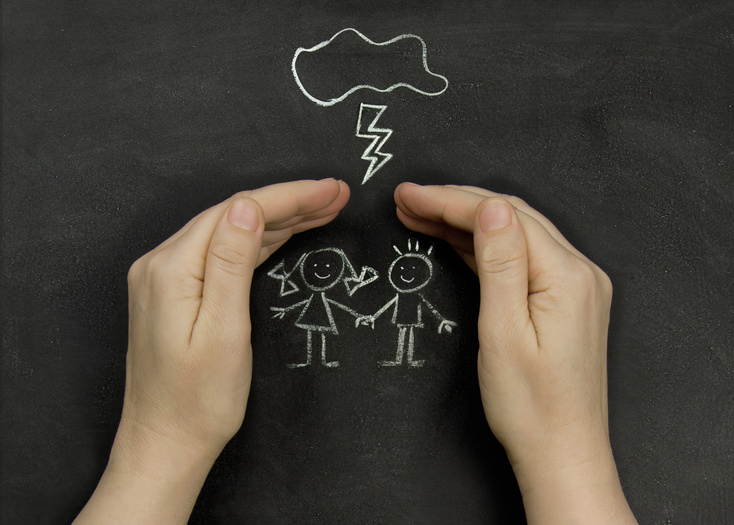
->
[395, 183, 637, 525]
[418, 294, 457, 333]
[371, 295, 398, 321]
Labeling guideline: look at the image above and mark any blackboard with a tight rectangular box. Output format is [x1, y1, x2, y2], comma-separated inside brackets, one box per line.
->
[3, 1, 733, 523]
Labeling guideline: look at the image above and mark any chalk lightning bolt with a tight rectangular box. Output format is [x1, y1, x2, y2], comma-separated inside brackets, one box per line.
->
[356, 103, 393, 185]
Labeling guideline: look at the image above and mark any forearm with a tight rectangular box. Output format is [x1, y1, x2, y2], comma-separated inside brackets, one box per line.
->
[74, 423, 217, 525]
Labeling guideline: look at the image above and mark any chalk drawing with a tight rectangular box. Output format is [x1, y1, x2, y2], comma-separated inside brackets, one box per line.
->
[357, 241, 456, 367]
[269, 248, 378, 368]
[291, 28, 449, 107]
[291, 28, 450, 186]
[356, 103, 393, 184]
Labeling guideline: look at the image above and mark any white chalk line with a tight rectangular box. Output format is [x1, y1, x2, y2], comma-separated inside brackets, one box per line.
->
[356, 103, 393, 184]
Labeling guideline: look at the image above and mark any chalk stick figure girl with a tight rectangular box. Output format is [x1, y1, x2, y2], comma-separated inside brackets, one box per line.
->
[269, 248, 377, 368]
[358, 241, 456, 367]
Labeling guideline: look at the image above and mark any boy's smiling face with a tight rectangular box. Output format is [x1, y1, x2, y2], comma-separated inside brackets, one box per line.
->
[389, 253, 432, 293]
[300, 249, 345, 291]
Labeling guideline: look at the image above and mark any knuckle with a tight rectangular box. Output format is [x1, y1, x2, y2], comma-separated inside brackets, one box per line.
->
[480, 247, 525, 277]
[139, 250, 182, 293]
[127, 257, 145, 286]
[560, 261, 596, 296]
[558, 259, 613, 303]
[545, 259, 585, 292]
[574, 259, 598, 285]
[208, 242, 250, 277]
[145, 251, 173, 279]
[597, 269, 613, 299]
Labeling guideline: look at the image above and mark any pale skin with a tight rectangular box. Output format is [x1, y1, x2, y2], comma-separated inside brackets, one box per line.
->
[73, 179, 636, 525]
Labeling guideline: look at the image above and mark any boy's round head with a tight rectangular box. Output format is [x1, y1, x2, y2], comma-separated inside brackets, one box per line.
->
[388, 253, 433, 293]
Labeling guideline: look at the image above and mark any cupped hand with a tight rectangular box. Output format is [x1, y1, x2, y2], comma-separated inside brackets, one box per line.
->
[121, 178, 349, 460]
[75, 178, 349, 525]
[394, 182, 636, 525]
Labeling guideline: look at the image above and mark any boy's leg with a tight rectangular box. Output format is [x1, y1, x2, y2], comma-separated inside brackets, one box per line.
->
[380, 327, 407, 366]
[406, 326, 424, 367]
[321, 332, 339, 367]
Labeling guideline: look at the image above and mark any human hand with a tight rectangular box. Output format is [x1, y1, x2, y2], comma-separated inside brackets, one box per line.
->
[394, 183, 636, 525]
[74, 179, 350, 525]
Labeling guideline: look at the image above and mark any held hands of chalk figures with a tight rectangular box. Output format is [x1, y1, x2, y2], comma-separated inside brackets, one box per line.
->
[355, 315, 376, 328]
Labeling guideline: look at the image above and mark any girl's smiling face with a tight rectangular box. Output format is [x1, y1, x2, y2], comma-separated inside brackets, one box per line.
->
[300, 249, 345, 291]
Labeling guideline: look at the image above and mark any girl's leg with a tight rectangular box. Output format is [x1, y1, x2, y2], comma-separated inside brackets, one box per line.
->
[288, 330, 313, 368]
[321, 333, 339, 368]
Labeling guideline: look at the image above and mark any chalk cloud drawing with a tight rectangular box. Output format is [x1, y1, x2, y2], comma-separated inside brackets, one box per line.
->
[291, 27, 449, 185]
[269, 248, 378, 368]
[358, 240, 457, 367]
[291, 28, 449, 107]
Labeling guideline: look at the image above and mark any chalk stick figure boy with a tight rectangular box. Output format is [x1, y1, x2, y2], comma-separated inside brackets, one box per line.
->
[359, 241, 456, 367]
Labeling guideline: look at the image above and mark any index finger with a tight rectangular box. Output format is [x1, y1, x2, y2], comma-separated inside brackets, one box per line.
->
[396, 183, 586, 261]
[252, 178, 350, 228]
[394, 183, 581, 288]
[445, 184, 587, 261]
[152, 178, 349, 264]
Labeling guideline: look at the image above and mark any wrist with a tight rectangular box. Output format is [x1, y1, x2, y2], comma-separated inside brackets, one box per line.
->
[74, 420, 220, 525]
[108, 417, 221, 480]
[510, 441, 636, 525]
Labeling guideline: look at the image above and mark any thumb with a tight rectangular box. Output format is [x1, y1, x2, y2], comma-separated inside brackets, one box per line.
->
[474, 198, 533, 354]
[199, 197, 264, 328]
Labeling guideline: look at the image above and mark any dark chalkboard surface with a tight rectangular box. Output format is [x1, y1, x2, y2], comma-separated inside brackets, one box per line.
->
[3, 1, 733, 523]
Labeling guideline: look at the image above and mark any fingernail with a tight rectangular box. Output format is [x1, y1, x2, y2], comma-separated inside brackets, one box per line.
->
[480, 200, 512, 232]
[228, 200, 258, 231]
